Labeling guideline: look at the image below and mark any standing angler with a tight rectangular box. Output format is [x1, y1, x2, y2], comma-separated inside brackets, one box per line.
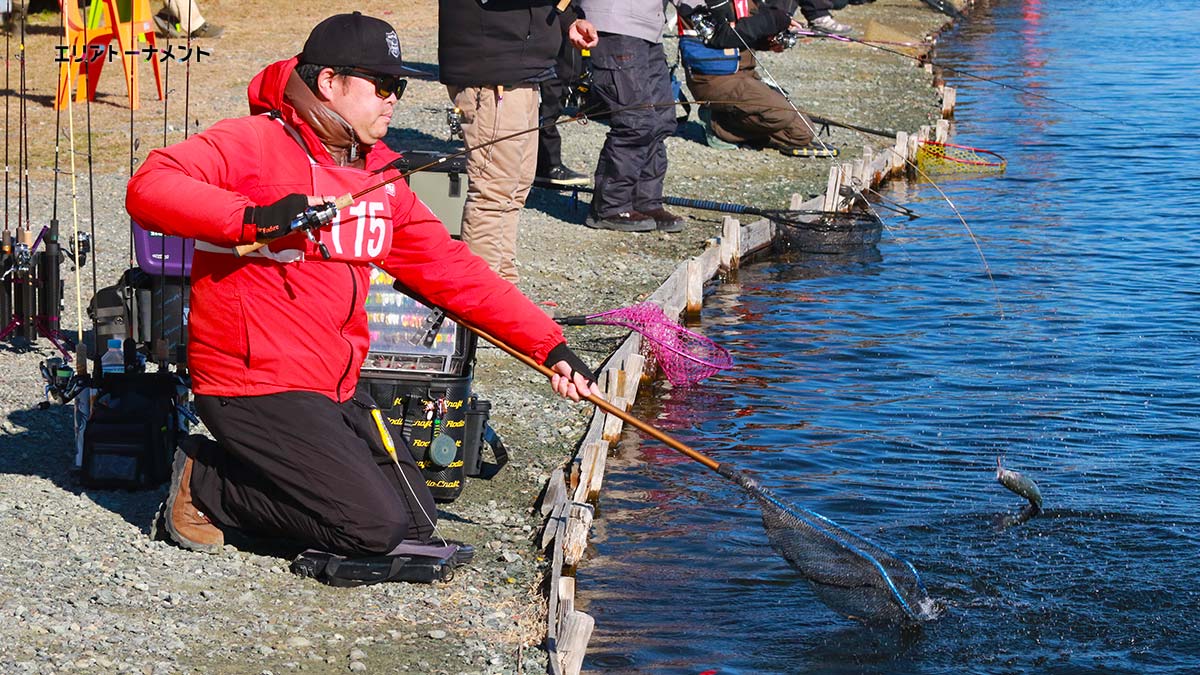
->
[581, 0, 686, 233]
[438, 0, 598, 281]
[126, 12, 598, 560]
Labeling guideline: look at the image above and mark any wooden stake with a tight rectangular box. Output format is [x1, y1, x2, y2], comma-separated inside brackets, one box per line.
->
[941, 85, 957, 118]
[685, 257, 704, 318]
[719, 216, 740, 271]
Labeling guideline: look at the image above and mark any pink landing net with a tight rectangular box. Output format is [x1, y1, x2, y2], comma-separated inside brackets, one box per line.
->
[584, 303, 733, 387]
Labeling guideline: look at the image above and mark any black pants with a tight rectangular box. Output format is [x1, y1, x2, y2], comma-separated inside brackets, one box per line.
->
[537, 7, 583, 173]
[189, 388, 437, 556]
[589, 33, 676, 218]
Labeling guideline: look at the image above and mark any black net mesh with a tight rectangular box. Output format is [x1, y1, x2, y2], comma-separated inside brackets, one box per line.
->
[732, 470, 938, 624]
[772, 210, 883, 254]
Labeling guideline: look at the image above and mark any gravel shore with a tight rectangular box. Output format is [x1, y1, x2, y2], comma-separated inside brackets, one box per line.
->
[0, 1, 952, 672]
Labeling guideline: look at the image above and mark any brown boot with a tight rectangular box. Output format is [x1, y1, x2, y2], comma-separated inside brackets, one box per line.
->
[156, 448, 224, 554]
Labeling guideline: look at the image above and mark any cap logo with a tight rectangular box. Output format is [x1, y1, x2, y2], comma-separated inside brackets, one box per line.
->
[385, 30, 400, 59]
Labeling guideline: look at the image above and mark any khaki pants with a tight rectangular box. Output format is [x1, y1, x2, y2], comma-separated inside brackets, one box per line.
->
[448, 84, 539, 283]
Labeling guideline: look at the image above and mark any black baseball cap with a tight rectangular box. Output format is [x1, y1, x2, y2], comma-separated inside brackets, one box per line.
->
[300, 12, 406, 75]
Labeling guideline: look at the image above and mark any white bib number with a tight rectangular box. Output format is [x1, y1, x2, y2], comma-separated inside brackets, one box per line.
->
[326, 200, 388, 260]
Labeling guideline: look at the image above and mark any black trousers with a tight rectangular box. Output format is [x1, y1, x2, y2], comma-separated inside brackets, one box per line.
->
[589, 33, 676, 218]
[189, 388, 437, 556]
[537, 6, 583, 173]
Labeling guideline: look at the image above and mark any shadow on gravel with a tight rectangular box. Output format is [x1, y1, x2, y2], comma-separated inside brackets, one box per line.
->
[385, 127, 461, 155]
[525, 185, 589, 224]
[0, 402, 165, 533]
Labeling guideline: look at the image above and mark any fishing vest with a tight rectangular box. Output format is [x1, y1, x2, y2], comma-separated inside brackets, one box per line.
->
[678, 0, 750, 76]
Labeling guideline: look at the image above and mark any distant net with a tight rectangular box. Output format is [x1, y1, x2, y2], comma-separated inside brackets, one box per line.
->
[557, 302, 733, 387]
[917, 140, 1007, 174]
[729, 469, 939, 624]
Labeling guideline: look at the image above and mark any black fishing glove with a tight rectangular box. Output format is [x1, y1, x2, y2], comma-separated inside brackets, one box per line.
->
[543, 343, 597, 385]
[244, 193, 309, 241]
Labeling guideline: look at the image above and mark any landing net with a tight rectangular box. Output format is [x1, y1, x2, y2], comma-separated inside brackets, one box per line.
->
[916, 140, 1007, 174]
[730, 469, 939, 624]
[568, 303, 733, 387]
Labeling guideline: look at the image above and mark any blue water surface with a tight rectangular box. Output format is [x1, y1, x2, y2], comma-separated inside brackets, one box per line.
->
[580, 1, 1200, 673]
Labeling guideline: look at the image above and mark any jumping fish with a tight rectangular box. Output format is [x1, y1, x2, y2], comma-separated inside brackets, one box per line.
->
[995, 457, 1043, 527]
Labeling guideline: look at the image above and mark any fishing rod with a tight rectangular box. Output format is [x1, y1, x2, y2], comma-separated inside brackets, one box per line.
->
[798, 29, 1127, 126]
[231, 96, 810, 258]
[537, 181, 909, 226]
[807, 113, 897, 139]
[2, 8, 11, 333]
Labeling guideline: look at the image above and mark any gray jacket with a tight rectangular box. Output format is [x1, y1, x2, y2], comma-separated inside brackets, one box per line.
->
[580, 0, 676, 43]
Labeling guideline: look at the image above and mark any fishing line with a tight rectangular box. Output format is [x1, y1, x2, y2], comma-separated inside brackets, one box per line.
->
[798, 29, 1129, 127]
[716, 20, 1003, 316]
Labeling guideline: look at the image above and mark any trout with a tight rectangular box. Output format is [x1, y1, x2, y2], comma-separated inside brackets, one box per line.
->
[995, 457, 1043, 527]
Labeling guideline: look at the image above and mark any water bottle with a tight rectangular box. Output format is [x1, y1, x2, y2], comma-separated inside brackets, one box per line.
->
[101, 338, 125, 375]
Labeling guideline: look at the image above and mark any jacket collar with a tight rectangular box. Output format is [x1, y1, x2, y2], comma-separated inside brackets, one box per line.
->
[247, 57, 369, 168]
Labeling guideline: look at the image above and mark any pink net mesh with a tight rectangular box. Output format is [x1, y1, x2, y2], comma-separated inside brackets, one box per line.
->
[584, 303, 733, 387]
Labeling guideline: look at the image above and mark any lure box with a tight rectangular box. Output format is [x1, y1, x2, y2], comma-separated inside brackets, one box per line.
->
[361, 268, 475, 377]
[391, 150, 469, 238]
[131, 221, 193, 363]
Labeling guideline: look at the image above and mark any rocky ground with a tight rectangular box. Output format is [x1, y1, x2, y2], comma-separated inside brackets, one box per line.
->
[0, 0, 952, 672]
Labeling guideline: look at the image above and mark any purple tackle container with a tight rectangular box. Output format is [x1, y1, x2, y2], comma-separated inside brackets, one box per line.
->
[133, 222, 194, 276]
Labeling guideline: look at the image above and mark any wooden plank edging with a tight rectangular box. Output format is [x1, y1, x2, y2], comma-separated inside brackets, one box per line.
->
[541, 19, 963, 671]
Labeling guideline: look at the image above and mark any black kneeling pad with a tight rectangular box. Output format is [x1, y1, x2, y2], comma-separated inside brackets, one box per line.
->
[291, 548, 456, 587]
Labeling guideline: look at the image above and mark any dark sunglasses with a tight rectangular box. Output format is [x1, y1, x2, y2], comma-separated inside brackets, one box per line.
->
[342, 68, 408, 100]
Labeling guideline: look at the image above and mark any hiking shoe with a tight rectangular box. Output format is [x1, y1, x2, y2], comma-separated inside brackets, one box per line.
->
[152, 12, 184, 39]
[809, 15, 852, 34]
[535, 165, 590, 187]
[641, 207, 685, 233]
[780, 140, 839, 158]
[158, 447, 224, 554]
[585, 211, 656, 232]
[189, 22, 223, 39]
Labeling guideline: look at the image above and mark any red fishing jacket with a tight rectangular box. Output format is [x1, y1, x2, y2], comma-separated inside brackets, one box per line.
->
[126, 58, 564, 401]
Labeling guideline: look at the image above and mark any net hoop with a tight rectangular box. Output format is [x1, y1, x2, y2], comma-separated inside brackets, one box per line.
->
[916, 140, 1007, 173]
